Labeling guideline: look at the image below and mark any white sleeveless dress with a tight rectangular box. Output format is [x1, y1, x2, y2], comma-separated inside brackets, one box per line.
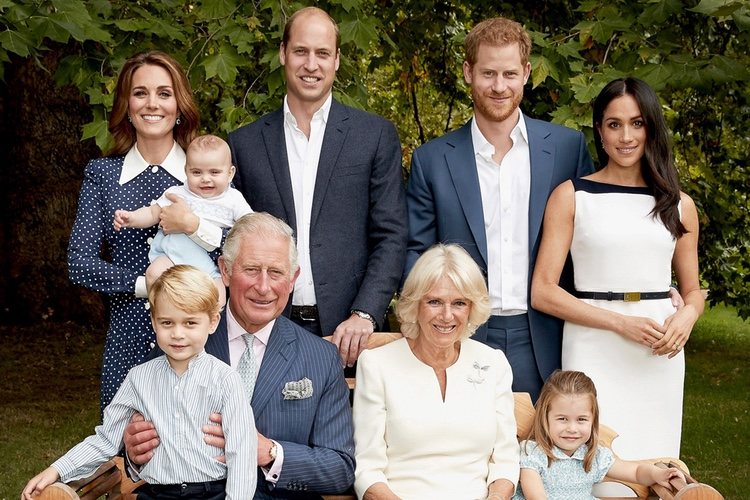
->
[561, 178, 683, 460]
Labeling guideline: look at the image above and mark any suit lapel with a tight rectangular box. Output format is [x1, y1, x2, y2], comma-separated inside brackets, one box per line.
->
[261, 109, 297, 230]
[310, 99, 349, 229]
[251, 318, 297, 417]
[526, 117, 556, 253]
[446, 121, 488, 268]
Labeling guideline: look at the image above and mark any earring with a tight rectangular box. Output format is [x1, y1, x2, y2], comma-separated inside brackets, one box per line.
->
[127, 115, 132, 123]
[175, 116, 181, 125]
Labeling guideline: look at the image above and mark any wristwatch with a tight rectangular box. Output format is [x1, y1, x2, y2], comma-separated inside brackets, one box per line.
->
[269, 441, 278, 463]
[350, 309, 377, 330]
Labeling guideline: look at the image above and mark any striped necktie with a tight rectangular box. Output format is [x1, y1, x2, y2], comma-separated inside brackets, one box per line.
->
[237, 333, 257, 402]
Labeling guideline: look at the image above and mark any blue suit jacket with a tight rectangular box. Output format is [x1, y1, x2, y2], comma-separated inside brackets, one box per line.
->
[228, 100, 407, 334]
[205, 314, 355, 498]
[405, 116, 593, 382]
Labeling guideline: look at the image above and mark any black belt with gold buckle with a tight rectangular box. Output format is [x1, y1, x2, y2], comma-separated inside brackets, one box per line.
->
[574, 291, 671, 302]
[291, 305, 319, 321]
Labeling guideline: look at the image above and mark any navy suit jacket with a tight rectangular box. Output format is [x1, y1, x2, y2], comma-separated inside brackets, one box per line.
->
[205, 314, 355, 498]
[228, 100, 407, 335]
[405, 116, 593, 382]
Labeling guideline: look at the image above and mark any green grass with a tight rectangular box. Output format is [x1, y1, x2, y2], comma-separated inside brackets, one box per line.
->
[0, 307, 747, 499]
[681, 306, 750, 497]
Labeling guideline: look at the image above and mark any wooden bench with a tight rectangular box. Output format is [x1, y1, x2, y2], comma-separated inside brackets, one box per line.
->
[39, 333, 723, 500]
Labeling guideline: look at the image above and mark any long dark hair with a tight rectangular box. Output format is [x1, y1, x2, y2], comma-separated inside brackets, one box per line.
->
[107, 51, 199, 156]
[593, 78, 686, 239]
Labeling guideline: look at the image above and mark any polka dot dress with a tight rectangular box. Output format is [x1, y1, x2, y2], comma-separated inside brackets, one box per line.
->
[68, 154, 182, 411]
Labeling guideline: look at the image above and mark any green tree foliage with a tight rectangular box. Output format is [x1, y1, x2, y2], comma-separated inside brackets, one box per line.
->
[0, 0, 380, 144]
[1, 0, 748, 317]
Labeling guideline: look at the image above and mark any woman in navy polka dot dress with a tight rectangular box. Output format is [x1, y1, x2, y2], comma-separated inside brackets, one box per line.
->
[67, 52, 217, 411]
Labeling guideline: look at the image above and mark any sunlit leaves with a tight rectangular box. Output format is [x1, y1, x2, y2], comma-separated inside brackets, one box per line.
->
[200, 44, 245, 84]
[0, 29, 31, 57]
[531, 55, 559, 88]
[339, 17, 379, 49]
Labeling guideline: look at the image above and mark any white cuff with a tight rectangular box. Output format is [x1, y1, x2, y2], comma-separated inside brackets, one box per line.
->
[124, 454, 143, 482]
[189, 218, 222, 252]
[135, 276, 148, 299]
[261, 440, 284, 485]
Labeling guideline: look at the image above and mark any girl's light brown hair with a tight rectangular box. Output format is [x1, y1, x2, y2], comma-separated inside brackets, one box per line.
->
[526, 370, 600, 472]
[107, 51, 199, 156]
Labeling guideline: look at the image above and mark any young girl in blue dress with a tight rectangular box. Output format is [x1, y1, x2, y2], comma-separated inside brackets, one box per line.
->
[513, 370, 684, 499]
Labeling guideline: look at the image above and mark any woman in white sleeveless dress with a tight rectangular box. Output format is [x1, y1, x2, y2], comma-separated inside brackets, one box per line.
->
[530, 78, 704, 463]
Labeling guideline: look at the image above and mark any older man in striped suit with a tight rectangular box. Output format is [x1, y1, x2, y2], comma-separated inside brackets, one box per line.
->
[125, 213, 355, 498]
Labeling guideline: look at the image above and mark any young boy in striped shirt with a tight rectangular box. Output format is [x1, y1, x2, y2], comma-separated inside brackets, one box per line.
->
[23, 265, 257, 500]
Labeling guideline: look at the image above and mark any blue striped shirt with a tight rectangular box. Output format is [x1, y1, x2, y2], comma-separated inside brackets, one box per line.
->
[52, 351, 257, 499]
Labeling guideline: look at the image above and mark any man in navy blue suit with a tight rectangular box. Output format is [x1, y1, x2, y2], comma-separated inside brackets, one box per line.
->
[228, 7, 407, 368]
[125, 213, 354, 498]
[406, 17, 594, 401]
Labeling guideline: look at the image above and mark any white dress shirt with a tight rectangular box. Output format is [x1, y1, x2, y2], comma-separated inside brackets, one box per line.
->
[472, 114, 531, 315]
[283, 94, 333, 306]
[226, 307, 285, 484]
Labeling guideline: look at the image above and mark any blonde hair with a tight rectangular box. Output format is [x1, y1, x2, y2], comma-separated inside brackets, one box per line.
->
[221, 212, 299, 276]
[527, 370, 600, 472]
[397, 244, 490, 339]
[148, 265, 220, 318]
[186, 134, 232, 169]
[464, 17, 531, 67]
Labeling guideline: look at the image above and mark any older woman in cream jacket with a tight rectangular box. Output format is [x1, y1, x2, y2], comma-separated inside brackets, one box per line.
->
[353, 244, 519, 500]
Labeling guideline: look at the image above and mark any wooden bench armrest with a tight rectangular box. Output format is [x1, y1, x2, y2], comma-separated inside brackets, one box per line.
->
[38, 458, 141, 500]
[648, 460, 724, 500]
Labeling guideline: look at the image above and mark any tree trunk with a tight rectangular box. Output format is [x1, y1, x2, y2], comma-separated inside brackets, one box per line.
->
[0, 48, 104, 325]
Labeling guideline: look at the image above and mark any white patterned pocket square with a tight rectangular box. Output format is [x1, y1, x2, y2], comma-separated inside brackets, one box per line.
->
[282, 377, 313, 400]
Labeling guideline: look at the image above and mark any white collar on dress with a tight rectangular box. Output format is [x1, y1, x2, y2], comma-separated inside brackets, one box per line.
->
[119, 142, 186, 185]
[552, 443, 589, 460]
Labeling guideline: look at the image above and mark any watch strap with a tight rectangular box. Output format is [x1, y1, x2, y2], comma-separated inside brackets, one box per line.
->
[350, 309, 378, 330]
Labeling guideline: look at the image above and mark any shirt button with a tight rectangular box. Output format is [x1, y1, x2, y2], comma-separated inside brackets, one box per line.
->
[151, 166, 159, 173]
[147, 237, 154, 245]
[149, 342, 155, 349]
